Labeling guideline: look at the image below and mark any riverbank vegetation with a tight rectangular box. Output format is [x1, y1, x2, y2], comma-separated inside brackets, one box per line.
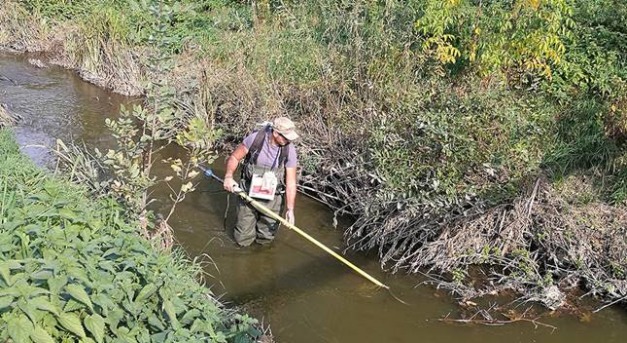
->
[1, 0, 626, 315]
[0, 129, 262, 341]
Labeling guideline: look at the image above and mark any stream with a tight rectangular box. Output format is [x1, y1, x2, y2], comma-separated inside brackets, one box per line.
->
[2, 51, 626, 343]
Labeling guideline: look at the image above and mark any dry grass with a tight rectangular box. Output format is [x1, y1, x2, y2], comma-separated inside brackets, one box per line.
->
[0, 2, 51, 52]
[0, 103, 20, 127]
[0, 1, 144, 95]
[342, 173, 627, 309]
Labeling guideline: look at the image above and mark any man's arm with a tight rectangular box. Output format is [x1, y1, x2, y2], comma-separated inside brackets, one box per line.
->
[223, 143, 248, 192]
[284, 166, 297, 224]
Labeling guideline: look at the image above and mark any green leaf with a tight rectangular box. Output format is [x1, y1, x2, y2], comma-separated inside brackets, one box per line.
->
[234, 333, 252, 343]
[163, 299, 180, 330]
[64, 298, 87, 312]
[0, 289, 21, 302]
[105, 308, 124, 332]
[84, 314, 105, 343]
[112, 325, 137, 342]
[58, 312, 87, 339]
[30, 325, 55, 343]
[121, 299, 141, 316]
[59, 208, 79, 221]
[41, 313, 58, 333]
[8, 314, 34, 343]
[31, 270, 54, 281]
[135, 283, 157, 303]
[66, 267, 91, 285]
[30, 297, 59, 316]
[3, 259, 23, 269]
[47, 276, 68, 296]
[66, 283, 94, 312]
[150, 331, 168, 343]
[102, 248, 120, 258]
[0, 262, 13, 286]
[0, 295, 15, 310]
[180, 308, 200, 326]
[17, 300, 38, 324]
[147, 312, 165, 331]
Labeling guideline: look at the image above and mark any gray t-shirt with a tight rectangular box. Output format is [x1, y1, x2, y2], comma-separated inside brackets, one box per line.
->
[242, 130, 298, 169]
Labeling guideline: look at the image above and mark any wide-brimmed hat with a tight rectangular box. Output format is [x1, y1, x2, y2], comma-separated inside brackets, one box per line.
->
[273, 117, 299, 141]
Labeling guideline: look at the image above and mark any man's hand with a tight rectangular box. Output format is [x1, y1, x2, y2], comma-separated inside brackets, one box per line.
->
[223, 176, 238, 193]
[285, 209, 295, 226]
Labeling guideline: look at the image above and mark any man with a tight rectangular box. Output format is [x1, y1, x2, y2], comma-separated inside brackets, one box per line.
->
[223, 117, 299, 246]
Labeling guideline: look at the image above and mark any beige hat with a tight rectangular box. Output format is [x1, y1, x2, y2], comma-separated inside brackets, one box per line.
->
[273, 117, 299, 141]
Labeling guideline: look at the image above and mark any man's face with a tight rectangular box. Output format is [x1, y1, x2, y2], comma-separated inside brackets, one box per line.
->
[274, 131, 291, 147]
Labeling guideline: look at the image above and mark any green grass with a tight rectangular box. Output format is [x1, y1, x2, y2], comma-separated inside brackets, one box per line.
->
[0, 129, 260, 342]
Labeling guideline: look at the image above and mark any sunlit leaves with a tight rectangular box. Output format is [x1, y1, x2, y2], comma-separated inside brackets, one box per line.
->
[416, 0, 572, 78]
[30, 297, 60, 317]
[65, 284, 94, 313]
[84, 314, 106, 343]
[0, 296, 14, 311]
[30, 325, 55, 343]
[58, 312, 87, 339]
[7, 314, 33, 343]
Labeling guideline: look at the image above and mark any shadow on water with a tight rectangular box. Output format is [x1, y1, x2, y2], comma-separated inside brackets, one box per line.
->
[4, 51, 627, 343]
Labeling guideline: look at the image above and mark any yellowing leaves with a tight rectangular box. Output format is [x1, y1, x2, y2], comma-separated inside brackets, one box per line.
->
[526, 0, 541, 10]
[436, 44, 461, 64]
[181, 182, 194, 193]
[416, 0, 571, 77]
[188, 170, 199, 179]
[170, 163, 182, 173]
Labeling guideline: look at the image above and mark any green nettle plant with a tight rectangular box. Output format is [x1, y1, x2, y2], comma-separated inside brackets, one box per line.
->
[97, 0, 220, 246]
[0, 129, 261, 342]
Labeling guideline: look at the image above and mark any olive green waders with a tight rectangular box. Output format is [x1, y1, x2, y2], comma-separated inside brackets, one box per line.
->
[234, 194, 284, 246]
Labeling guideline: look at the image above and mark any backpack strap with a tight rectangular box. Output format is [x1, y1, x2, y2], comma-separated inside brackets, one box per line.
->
[243, 127, 268, 165]
[278, 144, 289, 167]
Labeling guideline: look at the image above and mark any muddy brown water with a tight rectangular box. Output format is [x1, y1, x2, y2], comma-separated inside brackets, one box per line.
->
[2, 52, 626, 342]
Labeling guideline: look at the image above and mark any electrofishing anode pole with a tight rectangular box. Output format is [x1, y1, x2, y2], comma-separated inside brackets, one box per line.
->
[200, 166, 389, 290]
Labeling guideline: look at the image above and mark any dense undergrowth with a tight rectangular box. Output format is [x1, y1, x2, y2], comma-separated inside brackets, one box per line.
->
[1, 0, 626, 311]
[0, 129, 260, 342]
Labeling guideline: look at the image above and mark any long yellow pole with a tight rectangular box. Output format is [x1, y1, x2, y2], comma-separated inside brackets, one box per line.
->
[203, 167, 388, 289]
[239, 190, 389, 289]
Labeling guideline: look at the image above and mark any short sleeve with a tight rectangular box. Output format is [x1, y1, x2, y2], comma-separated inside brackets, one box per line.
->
[242, 132, 257, 149]
[286, 144, 298, 168]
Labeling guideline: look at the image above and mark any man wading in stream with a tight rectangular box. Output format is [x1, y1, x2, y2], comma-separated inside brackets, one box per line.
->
[223, 117, 299, 246]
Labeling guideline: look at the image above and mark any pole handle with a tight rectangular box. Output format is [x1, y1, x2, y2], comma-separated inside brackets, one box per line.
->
[200, 165, 242, 192]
